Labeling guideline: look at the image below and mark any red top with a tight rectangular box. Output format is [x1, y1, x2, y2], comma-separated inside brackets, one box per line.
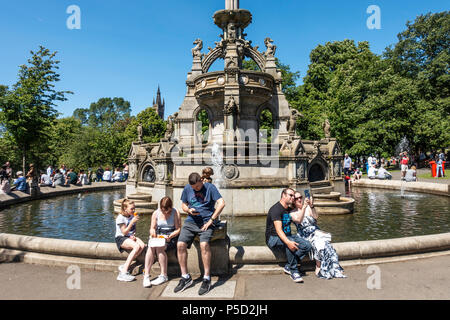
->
[401, 157, 409, 165]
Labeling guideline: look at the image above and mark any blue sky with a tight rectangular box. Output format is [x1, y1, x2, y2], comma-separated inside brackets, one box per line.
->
[0, 0, 448, 119]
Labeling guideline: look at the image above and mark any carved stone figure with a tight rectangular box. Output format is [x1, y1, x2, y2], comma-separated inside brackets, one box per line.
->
[192, 39, 203, 58]
[323, 118, 331, 139]
[129, 162, 137, 180]
[137, 123, 143, 142]
[224, 96, 238, 115]
[165, 115, 175, 140]
[227, 23, 237, 40]
[296, 162, 306, 180]
[287, 109, 299, 135]
[222, 164, 238, 180]
[264, 37, 277, 57]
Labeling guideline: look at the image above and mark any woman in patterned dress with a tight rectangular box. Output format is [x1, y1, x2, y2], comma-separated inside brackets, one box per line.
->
[290, 191, 346, 279]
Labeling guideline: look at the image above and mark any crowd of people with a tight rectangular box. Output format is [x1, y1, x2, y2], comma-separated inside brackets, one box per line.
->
[115, 166, 345, 297]
[0, 162, 129, 195]
[341, 150, 447, 186]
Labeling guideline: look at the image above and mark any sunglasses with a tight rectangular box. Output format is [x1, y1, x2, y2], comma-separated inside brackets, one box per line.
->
[295, 197, 302, 201]
[285, 193, 295, 197]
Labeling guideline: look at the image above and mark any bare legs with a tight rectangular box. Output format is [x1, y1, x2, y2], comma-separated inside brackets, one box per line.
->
[177, 241, 211, 277]
[144, 246, 168, 276]
[315, 260, 321, 276]
[121, 238, 145, 272]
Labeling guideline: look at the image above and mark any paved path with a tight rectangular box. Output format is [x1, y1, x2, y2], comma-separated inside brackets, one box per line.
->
[0, 254, 449, 300]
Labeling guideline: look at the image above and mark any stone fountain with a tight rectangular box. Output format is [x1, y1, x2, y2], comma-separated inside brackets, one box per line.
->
[115, 0, 354, 217]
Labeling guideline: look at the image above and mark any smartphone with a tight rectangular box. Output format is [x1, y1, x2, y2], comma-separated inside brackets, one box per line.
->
[304, 189, 311, 199]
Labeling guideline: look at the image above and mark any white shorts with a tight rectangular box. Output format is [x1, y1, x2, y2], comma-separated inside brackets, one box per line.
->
[401, 164, 408, 172]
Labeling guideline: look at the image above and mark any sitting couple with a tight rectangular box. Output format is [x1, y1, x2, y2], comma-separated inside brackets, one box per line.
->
[265, 188, 346, 282]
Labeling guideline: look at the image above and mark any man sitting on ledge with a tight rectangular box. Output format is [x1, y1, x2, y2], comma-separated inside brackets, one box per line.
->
[265, 188, 312, 283]
[174, 172, 225, 296]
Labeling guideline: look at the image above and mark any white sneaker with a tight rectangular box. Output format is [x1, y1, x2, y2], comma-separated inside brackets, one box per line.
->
[151, 275, 168, 286]
[143, 275, 152, 288]
[118, 264, 126, 273]
[117, 272, 135, 282]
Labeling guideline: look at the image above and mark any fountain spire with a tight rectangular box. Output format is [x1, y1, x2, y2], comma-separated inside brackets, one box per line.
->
[225, 0, 239, 10]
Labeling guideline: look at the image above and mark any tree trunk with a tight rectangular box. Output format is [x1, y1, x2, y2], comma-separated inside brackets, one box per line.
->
[22, 147, 26, 174]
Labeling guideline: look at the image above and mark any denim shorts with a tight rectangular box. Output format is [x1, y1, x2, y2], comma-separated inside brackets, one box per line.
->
[178, 221, 215, 248]
[115, 235, 130, 253]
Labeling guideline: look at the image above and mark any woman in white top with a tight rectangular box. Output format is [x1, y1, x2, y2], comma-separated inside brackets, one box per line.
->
[143, 196, 181, 288]
[102, 167, 112, 182]
[78, 170, 89, 185]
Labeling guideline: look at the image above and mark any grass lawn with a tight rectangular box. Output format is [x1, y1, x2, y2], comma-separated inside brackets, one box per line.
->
[417, 172, 449, 180]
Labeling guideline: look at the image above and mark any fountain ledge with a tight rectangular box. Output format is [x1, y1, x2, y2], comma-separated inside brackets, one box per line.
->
[1, 232, 450, 275]
[352, 179, 449, 197]
[0, 182, 126, 209]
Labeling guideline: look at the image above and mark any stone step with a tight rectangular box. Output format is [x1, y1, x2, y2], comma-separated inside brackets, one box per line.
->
[311, 186, 334, 194]
[310, 180, 332, 188]
[313, 192, 341, 201]
[113, 199, 157, 209]
[127, 193, 152, 202]
[113, 207, 156, 215]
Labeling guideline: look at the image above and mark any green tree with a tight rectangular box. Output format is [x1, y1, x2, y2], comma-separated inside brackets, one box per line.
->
[294, 40, 371, 140]
[0, 46, 72, 172]
[124, 107, 166, 146]
[385, 11, 450, 100]
[73, 97, 131, 129]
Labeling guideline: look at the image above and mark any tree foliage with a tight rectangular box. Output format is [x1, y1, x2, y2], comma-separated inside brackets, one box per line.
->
[0, 46, 72, 172]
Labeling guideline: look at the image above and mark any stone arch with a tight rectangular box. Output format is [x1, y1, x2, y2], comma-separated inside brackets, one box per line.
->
[193, 105, 214, 144]
[308, 157, 328, 182]
[256, 103, 279, 142]
[244, 47, 266, 71]
[202, 48, 225, 73]
[139, 161, 157, 183]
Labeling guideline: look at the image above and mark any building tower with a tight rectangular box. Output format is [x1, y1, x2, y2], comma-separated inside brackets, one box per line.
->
[152, 86, 165, 119]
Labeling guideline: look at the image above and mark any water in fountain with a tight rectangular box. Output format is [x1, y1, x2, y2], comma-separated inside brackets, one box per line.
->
[211, 143, 224, 188]
[401, 180, 406, 198]
[396, 136, 410, 156]
[210, 143, 238, 242]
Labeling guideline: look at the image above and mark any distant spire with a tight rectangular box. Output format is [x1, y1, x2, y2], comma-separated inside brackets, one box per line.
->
[156, 85, 162, 106]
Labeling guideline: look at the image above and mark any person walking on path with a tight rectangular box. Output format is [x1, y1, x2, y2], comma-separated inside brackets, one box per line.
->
[174, 172, 225, 296]
[265, 188, 312, 283]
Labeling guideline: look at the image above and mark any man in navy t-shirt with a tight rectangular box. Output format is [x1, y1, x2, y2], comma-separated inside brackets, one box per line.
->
[174, 172, 225, 296]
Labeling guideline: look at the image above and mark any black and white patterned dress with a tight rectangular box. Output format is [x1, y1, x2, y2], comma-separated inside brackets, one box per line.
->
[296, 215, 346, 279]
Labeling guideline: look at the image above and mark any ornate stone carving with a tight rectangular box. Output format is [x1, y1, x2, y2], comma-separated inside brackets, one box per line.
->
[137, 123, 143, 142]
[227, 22, 237, 40]
[286, 109, 299, 135]
[264, 37, 276, 57]
[156, 164, 165, 182]
[164, 115, 175, 140]
[143, 165, 156, 182]
[192, 39, 203, 58]
[222, 164, 239, 180]
[129, 163, 137, 180]
[296, 161, 306, 180]
[217, 76, 225, 85]
[224, 96, 238, 115]
[333, 160, 341, 177]
[239, 74, 249, 84]
[323, 118, 331, 139]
